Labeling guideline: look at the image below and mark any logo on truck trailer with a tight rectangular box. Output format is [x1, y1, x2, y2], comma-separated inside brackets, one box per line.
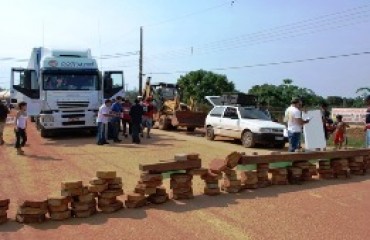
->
[47, 60, 95, 69]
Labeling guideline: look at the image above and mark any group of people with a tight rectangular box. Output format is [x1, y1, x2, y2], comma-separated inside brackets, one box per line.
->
[284, 95, 370, 152]
[96, 95, 155, 145]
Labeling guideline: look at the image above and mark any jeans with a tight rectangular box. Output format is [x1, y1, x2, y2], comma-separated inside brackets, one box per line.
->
[122, 119, 131, 135]
[97, 122, 107, 144]
[288, 131, 301, 152]
[112, 121, 121, 140]
[132, 123, 141, 143]
[15, 128, 27, 148]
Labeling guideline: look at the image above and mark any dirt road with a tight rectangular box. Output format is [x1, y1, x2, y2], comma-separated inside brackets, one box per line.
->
[0, 123, 370, 240]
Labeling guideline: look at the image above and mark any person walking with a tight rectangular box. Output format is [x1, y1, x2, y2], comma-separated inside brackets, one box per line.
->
[0, 101, 10, 145]
[142, 96, 155, 138]
[14, 102, 28, 155]
[110, 96, 123, 142]
[284, 98, 310, 152]
[97, 99, 113, 145]
[129, 99, 144, 144]
[121, 98, 132, 137]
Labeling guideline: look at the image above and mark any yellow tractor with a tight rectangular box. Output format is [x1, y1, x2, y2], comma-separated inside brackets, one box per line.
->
[142, 77, 207, 132]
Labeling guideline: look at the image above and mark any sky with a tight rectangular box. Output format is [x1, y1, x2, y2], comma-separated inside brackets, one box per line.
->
[0, 0, 369, 97]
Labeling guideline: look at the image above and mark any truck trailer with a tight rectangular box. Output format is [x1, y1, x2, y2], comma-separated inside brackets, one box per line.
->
[10, 47, 124, 137]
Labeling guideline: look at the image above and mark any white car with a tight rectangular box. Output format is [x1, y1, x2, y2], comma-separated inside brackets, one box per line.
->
[205, 98, 286, 148]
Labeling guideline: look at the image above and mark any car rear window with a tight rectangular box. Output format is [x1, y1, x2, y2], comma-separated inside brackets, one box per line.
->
[209, 107, 224, 117]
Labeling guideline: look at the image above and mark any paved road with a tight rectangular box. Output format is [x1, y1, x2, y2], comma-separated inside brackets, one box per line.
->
[0, 123, 369, 240]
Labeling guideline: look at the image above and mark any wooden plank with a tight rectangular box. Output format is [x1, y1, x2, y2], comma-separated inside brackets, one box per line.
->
[240, 149, 370, 165]
[139, 159, 201, 173]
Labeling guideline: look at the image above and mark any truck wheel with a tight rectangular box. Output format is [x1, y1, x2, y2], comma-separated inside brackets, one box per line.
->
[30, 116, 36, 122]
[242, 131, 255, 148]
[275, 142, 286, 149]
[40, 129, 50, 138]
[158, 116, 169, 130]
[186, 127, 195, 132]
[206, 126, 215, 141]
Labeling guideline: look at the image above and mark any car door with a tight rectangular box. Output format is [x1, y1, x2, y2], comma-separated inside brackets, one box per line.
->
[221, 107, 241, 138]
[207, 106, 224, 136]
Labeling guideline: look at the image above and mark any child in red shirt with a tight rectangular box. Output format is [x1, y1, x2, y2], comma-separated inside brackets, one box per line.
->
[334, 115, 349, 149]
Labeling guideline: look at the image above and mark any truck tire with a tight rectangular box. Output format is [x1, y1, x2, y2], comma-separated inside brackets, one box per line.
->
[30, 116, 36, 122]
[275, 142, 286, 149]
[40, 129, 50, 138]
[158, 116, 170, 130]
[186, 127, 195, 132]
[206, 126, 215, 141]
[242, 130, 255, 148]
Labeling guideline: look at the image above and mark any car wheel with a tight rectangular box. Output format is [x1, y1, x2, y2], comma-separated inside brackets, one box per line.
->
[206, 126, 215, 141]
[242, 131, 255, 148]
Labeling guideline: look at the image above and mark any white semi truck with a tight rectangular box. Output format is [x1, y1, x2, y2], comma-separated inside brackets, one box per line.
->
[10, 47, 125, 137]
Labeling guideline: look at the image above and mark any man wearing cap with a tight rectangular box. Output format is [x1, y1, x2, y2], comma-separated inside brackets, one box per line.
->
[365, 95, 370, 147]
[284, 98, 310, 152]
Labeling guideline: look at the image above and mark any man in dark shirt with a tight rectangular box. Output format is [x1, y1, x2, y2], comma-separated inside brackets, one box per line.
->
[0, 101, 10, 145]
[130, 99, 144, 144]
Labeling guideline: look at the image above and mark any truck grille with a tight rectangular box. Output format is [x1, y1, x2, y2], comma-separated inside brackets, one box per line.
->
[62, 121, 86, 126]
[57, 101, 89, 109]
[61, 114, 85, 118]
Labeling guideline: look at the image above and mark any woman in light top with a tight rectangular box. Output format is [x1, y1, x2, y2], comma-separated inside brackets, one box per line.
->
[14, 102, 27, 155]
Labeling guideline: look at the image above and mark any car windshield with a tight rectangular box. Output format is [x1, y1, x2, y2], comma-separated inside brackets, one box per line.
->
[43, 73, 99, 91]
[239, 107, 271, 120]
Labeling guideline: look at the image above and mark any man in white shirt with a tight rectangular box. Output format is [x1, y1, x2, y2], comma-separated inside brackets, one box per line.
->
[284, 98, 310, 152]
[97, 99, 113, 145]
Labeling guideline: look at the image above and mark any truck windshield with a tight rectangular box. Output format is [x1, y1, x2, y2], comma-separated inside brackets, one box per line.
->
[239, 107, 271, 120]
[43, 73, 99, 91]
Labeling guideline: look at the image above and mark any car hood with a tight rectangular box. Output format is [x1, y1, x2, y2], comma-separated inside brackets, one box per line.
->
[240, 119, 286, 129]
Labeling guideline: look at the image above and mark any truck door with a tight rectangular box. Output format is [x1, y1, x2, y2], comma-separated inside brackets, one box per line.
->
[10, 68, 41, 116]
[103, 71, 125, 100]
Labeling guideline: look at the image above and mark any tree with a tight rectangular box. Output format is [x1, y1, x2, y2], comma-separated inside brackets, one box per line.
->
[177, 70, 235, 104]
[248, 80, 323, 108]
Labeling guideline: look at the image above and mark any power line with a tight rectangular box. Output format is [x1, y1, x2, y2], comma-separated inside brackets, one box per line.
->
[143, 4, 370, 61]
[145, 51, 370, 75]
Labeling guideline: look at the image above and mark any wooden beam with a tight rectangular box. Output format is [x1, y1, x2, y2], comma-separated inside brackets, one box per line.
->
[239, 149, 370, 165]
[139, 159, 202, 173]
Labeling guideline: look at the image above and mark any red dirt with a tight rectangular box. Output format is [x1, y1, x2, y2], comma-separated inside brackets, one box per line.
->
[0, 121, 370, 240]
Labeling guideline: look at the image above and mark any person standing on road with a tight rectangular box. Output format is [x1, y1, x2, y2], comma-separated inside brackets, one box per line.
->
[14, 102, 28, 155]
[121, 98, 132, 138]
[284, 98, 310, 152]
[365, 95, 370, 147]
[130, 99, 144, 144]
[0, 101, 10, 145]
[110, 96, 123, 143]
[97, 99, 113, 145]
[142, 96, 155, 138]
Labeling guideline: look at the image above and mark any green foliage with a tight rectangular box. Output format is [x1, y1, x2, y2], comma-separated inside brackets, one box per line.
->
[248, 79, 324, 108]
[177, 69, 235, 104]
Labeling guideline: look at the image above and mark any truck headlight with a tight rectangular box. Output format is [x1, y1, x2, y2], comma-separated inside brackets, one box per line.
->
[42, 115, 54, 122]
[260, 128, 273, 133]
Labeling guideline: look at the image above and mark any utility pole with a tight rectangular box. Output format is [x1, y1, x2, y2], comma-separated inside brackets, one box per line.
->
[139, 26, 143, 96]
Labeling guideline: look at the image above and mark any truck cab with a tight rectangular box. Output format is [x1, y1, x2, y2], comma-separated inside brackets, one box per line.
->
[10, 48, 124, 137]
